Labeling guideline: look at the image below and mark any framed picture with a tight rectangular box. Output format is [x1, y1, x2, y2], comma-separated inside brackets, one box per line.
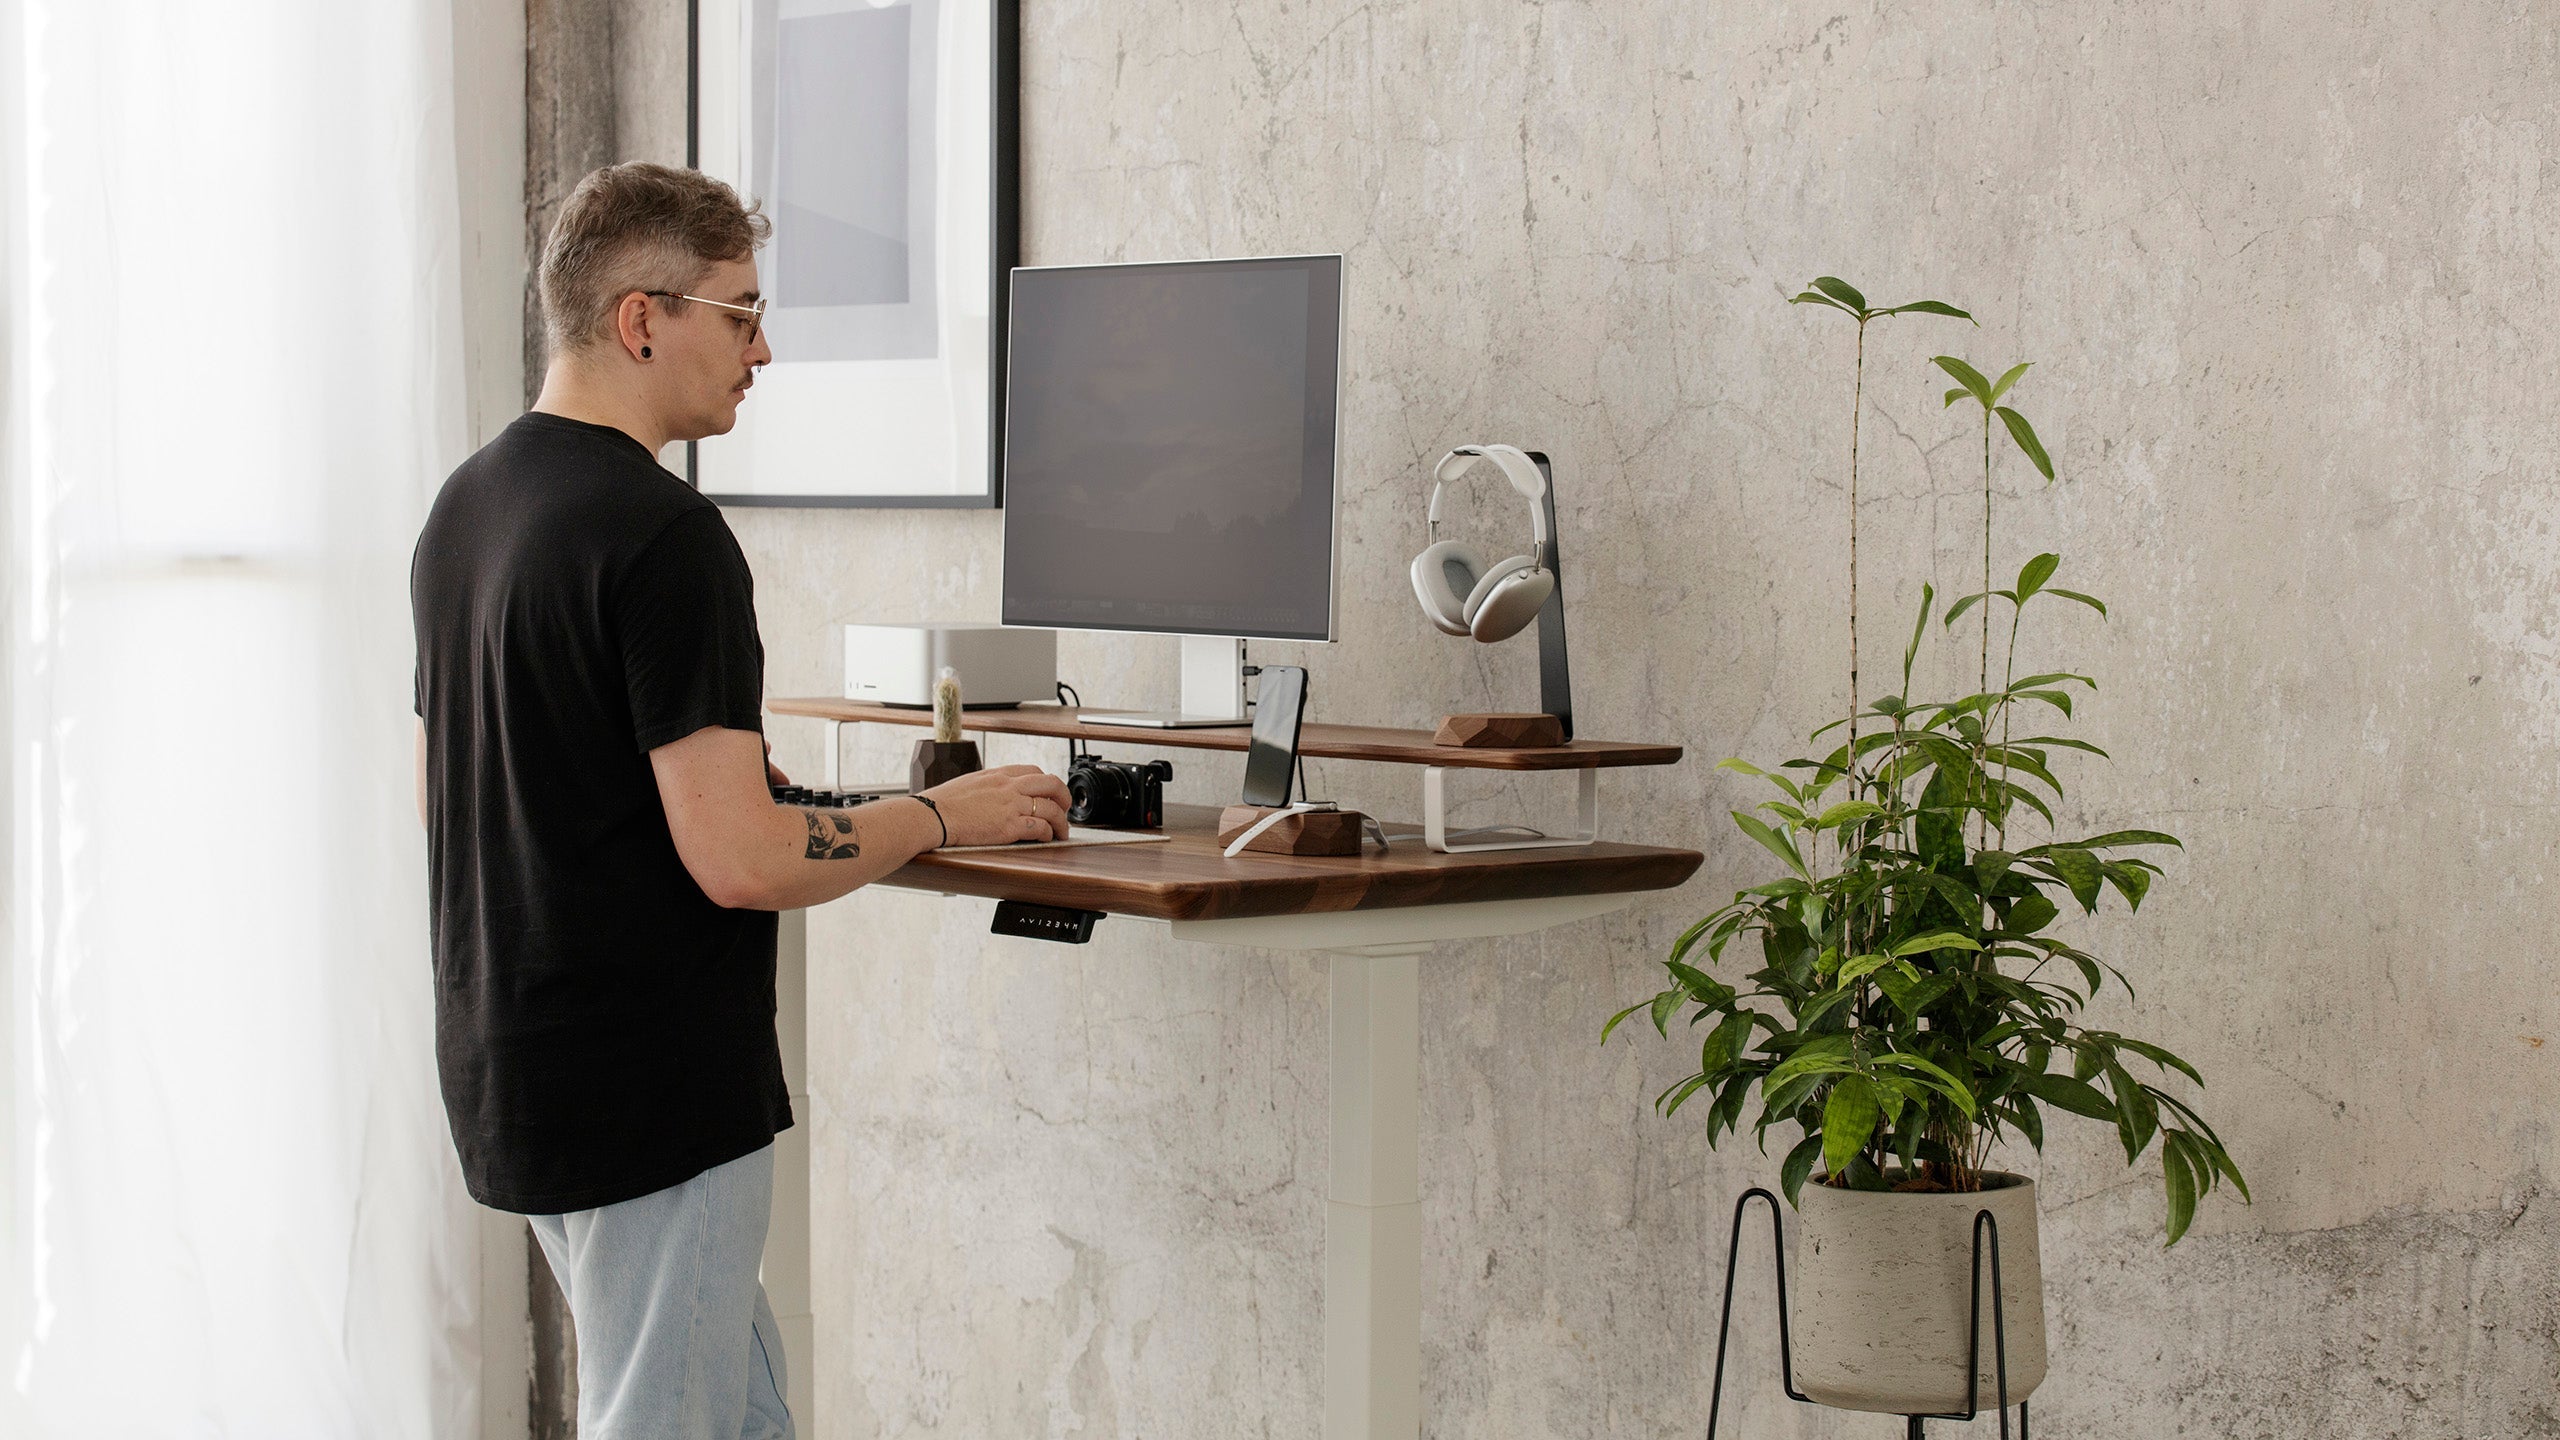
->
[687, 0, 1018, 507]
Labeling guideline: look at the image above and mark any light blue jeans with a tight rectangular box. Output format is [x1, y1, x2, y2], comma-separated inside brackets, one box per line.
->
[527, 1145, 796, 1440]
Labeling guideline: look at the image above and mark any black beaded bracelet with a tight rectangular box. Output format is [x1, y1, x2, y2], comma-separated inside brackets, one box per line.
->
[911, 793, 948, 848]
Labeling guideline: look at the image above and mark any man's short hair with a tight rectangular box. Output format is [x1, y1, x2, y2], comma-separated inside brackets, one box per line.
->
[538, 163, 771, 354]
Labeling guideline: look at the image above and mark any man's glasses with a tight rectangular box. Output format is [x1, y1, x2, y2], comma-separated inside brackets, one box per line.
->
[644, 291, 768, 345]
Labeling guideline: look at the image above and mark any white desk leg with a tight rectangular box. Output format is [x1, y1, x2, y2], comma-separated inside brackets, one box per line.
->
[1325, 944, 1427, 1440]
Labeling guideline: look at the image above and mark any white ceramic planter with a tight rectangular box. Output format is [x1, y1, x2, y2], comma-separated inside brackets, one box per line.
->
[1790, 1172, 2048, 1416]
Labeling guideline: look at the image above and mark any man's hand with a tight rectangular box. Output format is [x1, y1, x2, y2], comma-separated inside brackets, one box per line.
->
[649, 726, 1076, 910]
[920, 764, 1073, 846]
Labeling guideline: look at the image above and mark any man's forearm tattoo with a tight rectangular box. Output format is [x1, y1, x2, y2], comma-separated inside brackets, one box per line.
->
[800, 807, 861, 860]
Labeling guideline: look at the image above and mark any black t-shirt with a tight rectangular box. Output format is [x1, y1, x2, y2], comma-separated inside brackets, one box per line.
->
[410, 411, 790, 1214]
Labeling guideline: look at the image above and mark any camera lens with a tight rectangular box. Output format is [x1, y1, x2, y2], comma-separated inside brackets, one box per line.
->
[1067, 764, 1128, 825]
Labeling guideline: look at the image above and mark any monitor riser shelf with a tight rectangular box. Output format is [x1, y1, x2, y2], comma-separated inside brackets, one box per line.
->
[766, 698, 1679, 853]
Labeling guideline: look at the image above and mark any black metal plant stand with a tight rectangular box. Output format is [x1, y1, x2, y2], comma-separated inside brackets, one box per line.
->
[1705, 1188, 2029, 1439]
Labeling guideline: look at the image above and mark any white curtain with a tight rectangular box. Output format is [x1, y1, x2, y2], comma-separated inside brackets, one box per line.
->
[2, 1, 481, 1434]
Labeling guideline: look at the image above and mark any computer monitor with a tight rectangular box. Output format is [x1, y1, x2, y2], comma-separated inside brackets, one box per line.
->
[999, 255, 1343, 667]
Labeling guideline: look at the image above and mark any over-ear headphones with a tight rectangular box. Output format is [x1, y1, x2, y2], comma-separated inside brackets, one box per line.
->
[1409, 445, 1556, 643]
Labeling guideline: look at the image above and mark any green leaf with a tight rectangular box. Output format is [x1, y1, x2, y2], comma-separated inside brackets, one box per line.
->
[2014, 734, 2109, 757]
[1839, 1152, 1891, 1190]
[1880, 299, 1975, 322]
[1601, 1000, 1647, 1046]
[1894, 1110, 1926, 1171]
[1660, 1073, 1712, 1117]
[1759, 1070, 1826, 1126]
[2103, 861, 2154, 912]
[2047, 589, 2108, 616]
[2108, 1062, 2161, 1160]
[1822, 1076, 1881, 1179]
[1764, 1035, 1857, 1092]
[1813, 800, 1886, 828]
[2016, 552, 2061, 598]
[1667, 914, 1717, 968]
[1666, 960, 1735, 1008]
[2204, 1137, 2253, 1203]
[1780, 1132, 1824, 1205]
[1810, 275, 1868, 311]
[2010, 671, 2095, 691]
[2115, 1036, 2206, 1086]
[1649, 987, 1687, 1037]
[1789, 291, 1854, 314]
[2020, 1071, 2115, 1120]
[1890, 929, 1984, 958]
[1996, 891, 2058, 937]
[1989, 361, 2031, 403]
[1870, 1052, 1979, 1117]
[1943, 386, 1972, 409]
[2009, 1094, 2045, 1149]
[1903, 582, 1935, 688]
[1708, 1072, 1754, 1141]
[1835, 952, 1894, 984]
[1931, 355, 1993, 406]
[1987, 746, 2063, 798]
[1731, 810, 1811, 880]
[1700, 1012, 1755, 1073]
[1943, 591, 1986, 629]
[2074, 1041, 2108, 1081]
[1874, 966, 1921, 1013]
[2162, 1132, 2199, 1246]
[2047, 848, 2104, 913]
[1995, 406, 2054, 480]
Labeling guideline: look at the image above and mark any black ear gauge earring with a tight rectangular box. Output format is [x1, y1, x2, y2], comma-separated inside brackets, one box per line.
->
[640, 346, 652, 359]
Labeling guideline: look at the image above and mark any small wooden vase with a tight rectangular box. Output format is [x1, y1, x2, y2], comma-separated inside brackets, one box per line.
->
[1216, 805, 1365, 856]
[1433, 712, 1565, 748]
[909, 739, 982, 793]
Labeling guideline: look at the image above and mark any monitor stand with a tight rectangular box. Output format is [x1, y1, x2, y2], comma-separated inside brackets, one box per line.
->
[1084, 636, 1254, 728]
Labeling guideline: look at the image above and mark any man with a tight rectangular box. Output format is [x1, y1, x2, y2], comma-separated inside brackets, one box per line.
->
[411, 162, 1070, 1439]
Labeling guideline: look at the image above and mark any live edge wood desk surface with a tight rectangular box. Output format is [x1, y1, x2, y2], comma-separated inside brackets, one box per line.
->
[764, 697, 1706, 922]
[764, 696, 1704, 1440]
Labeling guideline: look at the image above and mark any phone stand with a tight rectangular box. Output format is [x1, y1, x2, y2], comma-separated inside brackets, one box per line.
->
[1218, 804, 1365, 857]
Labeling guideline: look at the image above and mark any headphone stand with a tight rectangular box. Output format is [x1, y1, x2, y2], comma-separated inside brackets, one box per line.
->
[1525, 450, 1575, 743]
[1419, 451, 1596, 851]
[1432, 449, 1575, 745]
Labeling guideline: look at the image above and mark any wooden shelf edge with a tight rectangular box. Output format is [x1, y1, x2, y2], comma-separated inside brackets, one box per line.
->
[767, 697, 1685, 772]
[882, 847, 1705, 923]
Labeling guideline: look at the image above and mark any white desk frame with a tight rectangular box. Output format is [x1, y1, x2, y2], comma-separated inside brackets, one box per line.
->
[1152, 893, 1638, 1440]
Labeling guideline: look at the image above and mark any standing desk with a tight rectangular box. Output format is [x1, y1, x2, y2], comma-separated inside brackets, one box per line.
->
[769, 700, 1703, 1440]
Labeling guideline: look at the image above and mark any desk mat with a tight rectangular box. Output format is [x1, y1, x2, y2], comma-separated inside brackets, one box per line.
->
[941, 828, 1173, 853]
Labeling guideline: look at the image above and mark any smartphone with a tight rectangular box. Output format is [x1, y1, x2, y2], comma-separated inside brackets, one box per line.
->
[1241, 665, 1308, 808]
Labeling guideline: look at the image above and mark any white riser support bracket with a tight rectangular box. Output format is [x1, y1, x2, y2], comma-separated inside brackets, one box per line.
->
[1421, 764, 1599, 853]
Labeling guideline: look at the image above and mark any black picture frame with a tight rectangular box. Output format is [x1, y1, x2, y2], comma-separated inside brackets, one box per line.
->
[685, 0, 1018, 508]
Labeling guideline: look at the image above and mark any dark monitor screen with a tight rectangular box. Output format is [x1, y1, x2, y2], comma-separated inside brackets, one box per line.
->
[1000, 255, 1342, 642]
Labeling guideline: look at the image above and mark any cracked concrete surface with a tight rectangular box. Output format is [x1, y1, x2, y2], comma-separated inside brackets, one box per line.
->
[549, 0, 2560, 1434]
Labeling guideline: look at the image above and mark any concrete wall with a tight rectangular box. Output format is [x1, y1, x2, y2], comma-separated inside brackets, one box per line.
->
[548, 2, 2560, 1435]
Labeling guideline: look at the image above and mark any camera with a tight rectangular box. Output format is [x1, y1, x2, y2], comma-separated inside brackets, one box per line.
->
[1067, 756, 1171, 829]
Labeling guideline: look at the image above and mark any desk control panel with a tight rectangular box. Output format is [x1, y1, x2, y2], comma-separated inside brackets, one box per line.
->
[991, 900, 1106, 944]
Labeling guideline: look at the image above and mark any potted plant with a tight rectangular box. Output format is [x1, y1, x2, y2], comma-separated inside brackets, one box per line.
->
[1609, 277, 2247, 1417]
